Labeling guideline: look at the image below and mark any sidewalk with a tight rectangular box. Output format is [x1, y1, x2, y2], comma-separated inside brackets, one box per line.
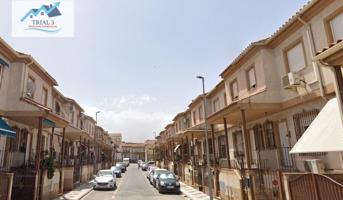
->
[180, 182, 220, 200]
[54, 181, 94, 200]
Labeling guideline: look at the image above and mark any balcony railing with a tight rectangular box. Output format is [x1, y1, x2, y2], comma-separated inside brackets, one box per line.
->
[0, 150, 11, 172]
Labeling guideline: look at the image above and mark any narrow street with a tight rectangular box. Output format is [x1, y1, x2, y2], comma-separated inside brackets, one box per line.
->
[82, 164, 186, 200]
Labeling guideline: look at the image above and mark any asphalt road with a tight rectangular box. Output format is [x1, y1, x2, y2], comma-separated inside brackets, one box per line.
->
[82, 164, 186, 200]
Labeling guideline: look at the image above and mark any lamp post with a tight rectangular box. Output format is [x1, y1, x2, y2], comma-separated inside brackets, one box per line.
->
[196, 75, 213, 200]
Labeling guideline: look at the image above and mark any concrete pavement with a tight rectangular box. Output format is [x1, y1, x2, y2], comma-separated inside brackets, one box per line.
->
[180, 182, 220, 200]
[54, 181, 93, 200]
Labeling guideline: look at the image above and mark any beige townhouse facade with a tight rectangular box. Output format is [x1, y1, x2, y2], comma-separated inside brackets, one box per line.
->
[109, 133, 122, 161]
[144, 139, 155, 162]
[155, 1, 343, 200]
[0, 38, 115, 200]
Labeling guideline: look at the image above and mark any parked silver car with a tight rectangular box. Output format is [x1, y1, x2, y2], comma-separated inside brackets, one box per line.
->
[110, 166, 122, 178]
[93, 170, 117, 190]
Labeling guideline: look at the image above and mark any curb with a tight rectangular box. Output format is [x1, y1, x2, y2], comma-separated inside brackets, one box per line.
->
[75, 187, 93, 200]
[180, 183, 220, 200]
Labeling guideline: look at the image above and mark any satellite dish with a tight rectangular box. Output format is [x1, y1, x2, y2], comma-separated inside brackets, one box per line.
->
[26, 81, 36, 97]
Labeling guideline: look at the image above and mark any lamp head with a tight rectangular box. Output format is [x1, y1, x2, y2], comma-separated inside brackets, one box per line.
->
[196, 76, 204, 79]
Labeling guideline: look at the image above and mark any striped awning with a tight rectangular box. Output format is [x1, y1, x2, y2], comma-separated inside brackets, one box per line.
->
[0, 118, 16, 137]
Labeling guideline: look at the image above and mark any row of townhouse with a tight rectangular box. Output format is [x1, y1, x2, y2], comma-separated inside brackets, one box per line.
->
[154, 0, 343, 200]
[0, 38, 115, 200]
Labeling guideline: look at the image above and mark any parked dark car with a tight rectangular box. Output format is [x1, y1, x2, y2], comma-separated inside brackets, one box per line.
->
[116, 162, 126, 173]
[150, 169, 168, 187]
[155, 172, 180, 194]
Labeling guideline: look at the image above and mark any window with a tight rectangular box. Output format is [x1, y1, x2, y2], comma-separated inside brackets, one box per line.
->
[213, 98, 220, 113]
[26, 76, 36, 98]
[247, 66, 257, 89]
[284, 40, 307, 72]
[203, 138, 213, 154]
[198, 106, 203, 121]
[223, 92, 227, 106]
[192, 111, 196, 125]
[233, 131, 244, 157]
[253, 124, 265, 150]
[330, 12, 343, 41]
[218, 135, 226, 158]
[55, 102, 61, 114]
[71, 111, 74, 124]
[42, 87, 48, 106]
[325, 7, 343, 43]
[0, 64, 3, 88]
[293, 109, 319, 140]
[230, 79, 239, 100]
[263, 121, 276, 149]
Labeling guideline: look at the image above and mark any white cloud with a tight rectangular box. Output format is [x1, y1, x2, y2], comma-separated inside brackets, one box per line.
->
[84, 95, 173, 142]
[98, 95, 157, 110]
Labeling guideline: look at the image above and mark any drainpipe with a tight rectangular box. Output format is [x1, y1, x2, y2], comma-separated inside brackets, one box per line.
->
[297, 17, 326, 98]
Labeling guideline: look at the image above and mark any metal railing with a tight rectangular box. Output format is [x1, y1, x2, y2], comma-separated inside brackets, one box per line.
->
[0, 150, 11, 172]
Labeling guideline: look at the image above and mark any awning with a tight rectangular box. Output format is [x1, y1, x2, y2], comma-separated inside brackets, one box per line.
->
[174, 144, 181, 153]
[290, 98, 343, 154]
[0, 118, 16, 137]
[43, 118, 56, 128]
[0, 58, 9, 67]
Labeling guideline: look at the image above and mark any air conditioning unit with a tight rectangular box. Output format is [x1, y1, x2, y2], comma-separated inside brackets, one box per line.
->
[282, 72, 301, 89]
[304, 159, 325, 173]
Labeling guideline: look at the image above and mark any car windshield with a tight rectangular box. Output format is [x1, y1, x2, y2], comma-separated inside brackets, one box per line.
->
[155, 170, 167, 176]
[111, 167, 119, 170]
[97, 171, 113, 177]
[159, 173, 176, 180]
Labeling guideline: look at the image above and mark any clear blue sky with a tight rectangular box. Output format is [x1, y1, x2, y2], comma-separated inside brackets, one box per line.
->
[0, 0, 309, 142]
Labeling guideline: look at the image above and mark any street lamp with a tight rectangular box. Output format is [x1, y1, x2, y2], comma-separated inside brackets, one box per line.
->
[94, 111, 100, 172]
[196, 75, 213, 200]
[95, 111, 100, 124]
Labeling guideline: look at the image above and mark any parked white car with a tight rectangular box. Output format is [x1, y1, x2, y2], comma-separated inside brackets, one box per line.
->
[93, 170, 116, 190]
[147, 166, 159, 179]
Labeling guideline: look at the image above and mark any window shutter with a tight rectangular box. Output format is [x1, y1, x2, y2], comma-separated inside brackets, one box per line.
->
[287, 43, 306, 72]
[330, 12, 343, 41]
[248, 68, 256, 88]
